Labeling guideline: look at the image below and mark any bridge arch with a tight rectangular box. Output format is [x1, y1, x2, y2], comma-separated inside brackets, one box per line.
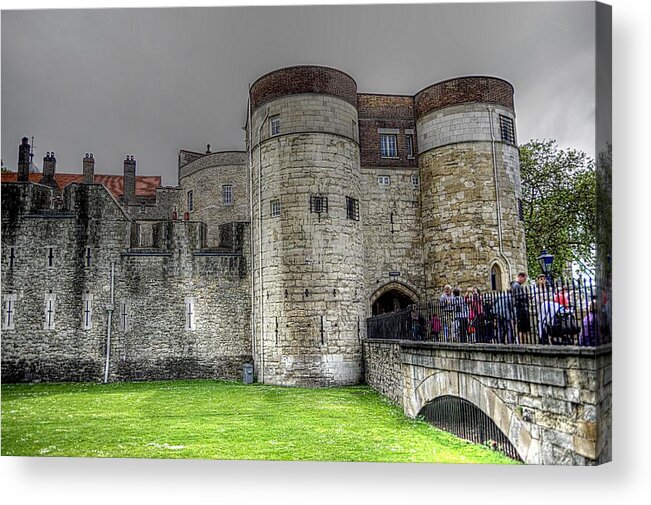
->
[406, 370, 540, 463]
[370, 281, 420, 315]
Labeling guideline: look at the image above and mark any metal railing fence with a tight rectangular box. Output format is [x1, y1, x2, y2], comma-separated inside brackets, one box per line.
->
[367, 278, 611, 347]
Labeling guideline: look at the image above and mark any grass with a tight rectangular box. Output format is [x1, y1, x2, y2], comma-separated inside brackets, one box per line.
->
[1, 380, 518, 464]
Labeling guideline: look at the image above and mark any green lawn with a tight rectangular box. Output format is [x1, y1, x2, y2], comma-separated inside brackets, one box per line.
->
[1, 380, 518, 464]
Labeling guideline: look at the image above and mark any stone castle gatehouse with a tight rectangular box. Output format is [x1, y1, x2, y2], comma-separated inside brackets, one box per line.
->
[1, 65, 527, 387]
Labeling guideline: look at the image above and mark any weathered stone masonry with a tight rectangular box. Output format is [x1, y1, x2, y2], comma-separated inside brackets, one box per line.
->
[3, 65, 528, 387]
[363, 340, 612, 465]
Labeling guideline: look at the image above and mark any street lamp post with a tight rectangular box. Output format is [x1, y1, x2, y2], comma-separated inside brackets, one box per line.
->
[537, 249, 554, 285]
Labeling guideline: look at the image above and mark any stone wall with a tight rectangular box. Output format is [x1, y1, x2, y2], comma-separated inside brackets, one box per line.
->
[362, 339, 403, 405]
[362, 339, 613, 465]
[360, 166, 424, 306]
[1, 182, 252, 383]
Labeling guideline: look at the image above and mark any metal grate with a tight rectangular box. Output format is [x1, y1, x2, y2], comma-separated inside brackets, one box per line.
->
[419, 395, 522, 461]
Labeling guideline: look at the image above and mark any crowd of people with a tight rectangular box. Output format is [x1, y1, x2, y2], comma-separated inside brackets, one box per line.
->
[407, 272, 602, 346]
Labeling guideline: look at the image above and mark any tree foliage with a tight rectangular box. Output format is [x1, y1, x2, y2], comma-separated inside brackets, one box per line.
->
[519, 139, 596, 279]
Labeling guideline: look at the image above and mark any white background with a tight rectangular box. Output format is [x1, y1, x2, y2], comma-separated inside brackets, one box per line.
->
[1, 1, 649, 503]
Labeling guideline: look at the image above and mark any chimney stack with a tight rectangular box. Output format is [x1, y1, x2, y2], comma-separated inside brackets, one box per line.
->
[17, 137, 30, 182]
[39, 152, 59, 189]
[123, 155, 136, 204]
[83, 153, 95, 184]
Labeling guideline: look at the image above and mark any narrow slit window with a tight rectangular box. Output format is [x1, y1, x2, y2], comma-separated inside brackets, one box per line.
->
[44, 293, 56, 331]
[119, 299, 130, 333]
[82, 293, 93, 330]
[187, 190, 194, 212]
[47, 247, 55, 268]
[185, 296, 196, 331]
[84, 246, 92, 268]
[8, 246, 16, 270]
[405, 134, 415, 158]
[3, 294, 17, 330]
[222, 184, 233, 205]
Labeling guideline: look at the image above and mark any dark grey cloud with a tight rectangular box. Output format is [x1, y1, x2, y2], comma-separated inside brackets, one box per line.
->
[2, 2, 596, 185]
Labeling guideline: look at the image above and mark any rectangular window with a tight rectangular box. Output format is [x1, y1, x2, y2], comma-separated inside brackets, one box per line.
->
[187, 190, 194, 212]
[185, 296, 196, 331]
[47, 246, 55, 268]
[222, 184, 233, 205]
[378, 175, 391, 187]
[346, 196, 360, 221]
[3, 294, 17, 330]
[310, 195, 328, 214]
[44, 293, 56, 331]
[82, 293, 93, 330]
[271, 200, 281, 217]
[119, 299, 130, 333]
[270, 115, 280, 136]
[411, 174, 420, 187]
[380, 134, 398, 158]
[500, 115, 516, 145]
[405, 134, 414, 158]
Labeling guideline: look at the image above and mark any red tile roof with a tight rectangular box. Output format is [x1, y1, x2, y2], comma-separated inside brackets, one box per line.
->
[1, 172, 162, 200]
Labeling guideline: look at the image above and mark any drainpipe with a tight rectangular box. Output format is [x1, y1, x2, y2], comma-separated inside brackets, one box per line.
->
[257, 107, 270, 383]
[247, 87, 256, 372]
[103, 261, 115, 383]
[487, 107, 513, 281]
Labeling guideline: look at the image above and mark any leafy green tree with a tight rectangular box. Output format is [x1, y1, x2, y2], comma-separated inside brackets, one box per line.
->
[519, 139, 596, 279]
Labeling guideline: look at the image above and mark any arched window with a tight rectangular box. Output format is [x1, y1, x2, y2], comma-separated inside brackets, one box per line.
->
[491, 263, 503, 291]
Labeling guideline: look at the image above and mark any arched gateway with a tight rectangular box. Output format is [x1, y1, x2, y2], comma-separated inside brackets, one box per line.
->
[370, 282, 420, 315]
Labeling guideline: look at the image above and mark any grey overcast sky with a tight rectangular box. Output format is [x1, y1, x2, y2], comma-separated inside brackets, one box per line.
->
[1, 2, 596, 186]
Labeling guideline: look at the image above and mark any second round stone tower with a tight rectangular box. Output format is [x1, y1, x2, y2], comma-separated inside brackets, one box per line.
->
[415, 77, 528, 294]
[249, 66, 365, 386]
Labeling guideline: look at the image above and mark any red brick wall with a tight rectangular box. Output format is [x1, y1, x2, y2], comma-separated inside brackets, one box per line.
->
[250, 66, 357, 110]
[415, 77, 514, 119]
[357, 94, 417, 168]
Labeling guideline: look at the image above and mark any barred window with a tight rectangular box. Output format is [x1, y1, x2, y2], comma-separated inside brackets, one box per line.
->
[346, 196, 360, 221]
[270, 115, 280, 136]
[222, 184, 233, 205]
[187, 190, 194, 211]
[378, 175, 391, 187]
[500, 115, 516, 145]
[411, 174, 419, 187]
[271, 200, 281, 217]
[380, 134, 398, 158]
[405, 134, 414, 158]
[310, 195, 328, 214]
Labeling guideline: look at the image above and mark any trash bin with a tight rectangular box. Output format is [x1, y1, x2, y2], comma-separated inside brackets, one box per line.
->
[243, 363, 254, 384]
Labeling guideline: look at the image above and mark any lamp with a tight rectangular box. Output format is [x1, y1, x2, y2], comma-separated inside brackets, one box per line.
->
[537, 249, 554, 283]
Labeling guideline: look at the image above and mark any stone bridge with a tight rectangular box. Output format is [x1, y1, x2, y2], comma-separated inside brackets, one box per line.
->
[363, 339, 612, 465]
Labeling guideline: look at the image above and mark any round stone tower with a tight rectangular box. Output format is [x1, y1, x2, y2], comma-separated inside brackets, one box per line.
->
[415, 77, 527, 294]
[249, 65, 365, 386]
